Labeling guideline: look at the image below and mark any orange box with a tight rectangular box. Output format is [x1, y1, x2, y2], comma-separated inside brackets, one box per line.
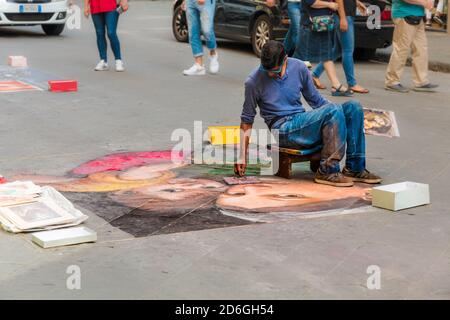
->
[8, 56, 27, 67]
[48, 80, 78, 92]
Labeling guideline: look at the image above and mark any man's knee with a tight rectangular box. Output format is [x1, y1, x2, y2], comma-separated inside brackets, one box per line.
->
[342, 100, 363, 118]
[323, 103, 345, 123]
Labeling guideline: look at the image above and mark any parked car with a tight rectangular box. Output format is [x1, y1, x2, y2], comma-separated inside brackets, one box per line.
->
[172, 0, 394, 59]
[0, 0, 69, 36]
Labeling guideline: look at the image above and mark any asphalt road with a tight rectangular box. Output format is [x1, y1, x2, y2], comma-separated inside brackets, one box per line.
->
[0, 0, 449, 299]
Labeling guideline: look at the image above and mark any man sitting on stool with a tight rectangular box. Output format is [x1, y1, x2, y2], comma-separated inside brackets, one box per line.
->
[234, 41, 381, 187]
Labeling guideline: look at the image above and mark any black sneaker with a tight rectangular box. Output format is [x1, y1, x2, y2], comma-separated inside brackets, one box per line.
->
[342, 167, 382, 184]
[385, 84, 409, 93]
[433, 16, 445, 26]
[413, 83, 439, 92]
[314, 171, 354, 187]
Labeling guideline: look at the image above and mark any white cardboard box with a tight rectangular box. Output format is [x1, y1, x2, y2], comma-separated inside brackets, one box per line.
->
[31, 226, 97, 248]
[372, 182, 430, 211]
[8, 56, 27, 68]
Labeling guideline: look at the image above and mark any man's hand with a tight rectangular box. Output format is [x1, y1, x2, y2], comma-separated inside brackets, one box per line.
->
[266, 0, 276, 7]
[234, 161, 247, 177]
[328, 2, 339, 11]
[340, 17, 348, 32]
[423, 0, 434, 10]
[356, 1, 367, 16]
[198, 0, 205, 5]
[120, 0, 129, 12]
[84, 6, 90, 18]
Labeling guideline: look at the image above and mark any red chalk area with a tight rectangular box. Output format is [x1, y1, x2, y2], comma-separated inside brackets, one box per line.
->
[0, 81, 40, 93]
[71, 151, 185, 176]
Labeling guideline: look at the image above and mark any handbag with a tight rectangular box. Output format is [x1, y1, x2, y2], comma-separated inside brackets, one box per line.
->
[310, 15, 335, 32]
[404, 15, 424, 26]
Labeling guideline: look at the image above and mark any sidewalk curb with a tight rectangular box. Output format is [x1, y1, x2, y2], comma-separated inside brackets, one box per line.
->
[375, 51, 450, 74]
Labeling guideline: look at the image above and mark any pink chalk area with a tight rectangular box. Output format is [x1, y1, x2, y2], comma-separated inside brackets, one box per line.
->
[72, 151, 183, 175]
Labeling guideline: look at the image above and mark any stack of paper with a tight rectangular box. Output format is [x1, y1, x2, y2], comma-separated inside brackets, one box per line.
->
[0, 181, 88, 233]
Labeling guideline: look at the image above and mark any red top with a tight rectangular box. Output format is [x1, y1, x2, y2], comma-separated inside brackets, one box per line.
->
[90, 0, 117, 14]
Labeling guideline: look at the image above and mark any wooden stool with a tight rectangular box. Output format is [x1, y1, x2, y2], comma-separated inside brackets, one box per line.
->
[268, 145, 322, 179]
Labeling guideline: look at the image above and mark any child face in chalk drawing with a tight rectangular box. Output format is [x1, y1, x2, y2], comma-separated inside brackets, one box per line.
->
[216, 178, 370, 213]
[110, 178, 227, 212]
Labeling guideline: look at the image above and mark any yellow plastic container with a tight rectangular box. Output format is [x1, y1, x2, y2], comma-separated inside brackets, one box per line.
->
[208, 126, 241, 145]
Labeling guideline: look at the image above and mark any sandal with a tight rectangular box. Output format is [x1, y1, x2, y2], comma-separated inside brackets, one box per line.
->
[331, 84, 353, 97]
[350, 85, 369, 94]
[313, 77, 326, 90]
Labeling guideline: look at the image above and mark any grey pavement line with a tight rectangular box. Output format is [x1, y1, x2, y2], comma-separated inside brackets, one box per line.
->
[94, 221, 256, 245]
[0, 235, 49, 282]
[375, 52, 450, 74]
[0, 151, 90, 163]
[149, 197, 216, 236]
[430, 162, 450, 183]
[320, 210, 389, 280]
[404, 241, 450, 298]
[382, 159, 414, 178]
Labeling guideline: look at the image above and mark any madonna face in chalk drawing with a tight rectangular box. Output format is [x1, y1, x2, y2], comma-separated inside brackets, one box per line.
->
[216, 177, 370, 214]
[110, 178, 227, 213]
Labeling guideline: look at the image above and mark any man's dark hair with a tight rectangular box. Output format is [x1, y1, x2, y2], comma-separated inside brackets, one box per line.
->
[260, 40, 286, 70]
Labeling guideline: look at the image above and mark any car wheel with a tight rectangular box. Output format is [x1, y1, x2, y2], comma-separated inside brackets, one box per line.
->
[42, 24, 65, 36]
[172, 5, 188, 42]
[251, 15, 272, 57]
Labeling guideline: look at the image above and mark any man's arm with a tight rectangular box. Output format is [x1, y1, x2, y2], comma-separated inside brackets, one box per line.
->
[336, 0, 348, 31]
[234, 80, 258, 176]
[301, 65, 330, 109]
[234, 122, 252, 176]
[83, 0, 90, 17]
[310, 0, 339, 10]
[356, 0, 367, 16]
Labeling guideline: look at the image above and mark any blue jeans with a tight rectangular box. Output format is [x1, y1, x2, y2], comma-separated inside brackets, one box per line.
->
[274, 100, 366, 174]
[187, 0, 217, 57]
[312, 16, 357, 87]
[283, 2, 301, 55]
[92, 10, 121, 61]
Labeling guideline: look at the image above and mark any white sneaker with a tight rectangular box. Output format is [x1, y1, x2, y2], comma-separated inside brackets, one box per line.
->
[209, 53, 219, 74]
[94, 60, 108, 71]
[183, 63, 206, 76]
[115, 60, 125, 72]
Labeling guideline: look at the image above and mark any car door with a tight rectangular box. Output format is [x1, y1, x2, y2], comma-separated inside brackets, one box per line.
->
[215, 0, 227, 35]
[224, 0, 258, 36]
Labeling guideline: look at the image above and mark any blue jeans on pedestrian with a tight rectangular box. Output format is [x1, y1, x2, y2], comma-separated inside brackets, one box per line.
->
[187, 0, 217, 57]
[312, 16, 357, 87]
[273, 100, 366, 174]
[283, 2, 301, 55]
[92, 10, 121, 61]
